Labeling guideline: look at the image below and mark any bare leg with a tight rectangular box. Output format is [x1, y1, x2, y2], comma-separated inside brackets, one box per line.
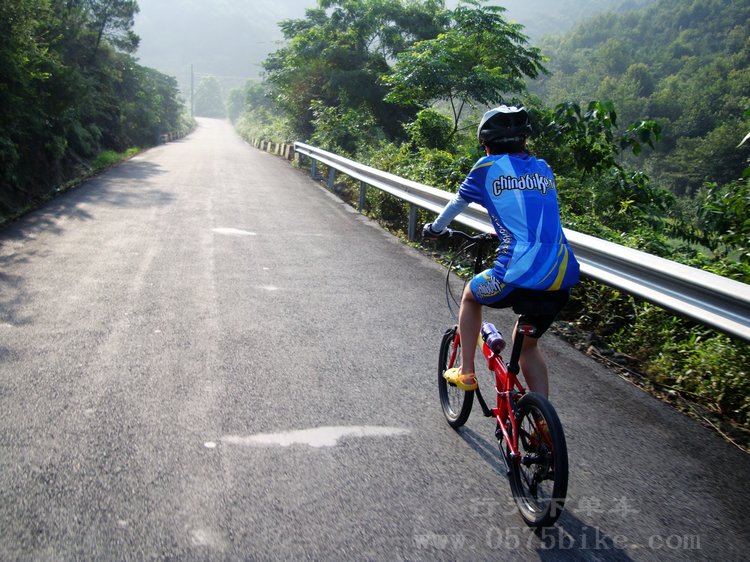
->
[515, 322, 549, 397]
[458, 284, 482, 376]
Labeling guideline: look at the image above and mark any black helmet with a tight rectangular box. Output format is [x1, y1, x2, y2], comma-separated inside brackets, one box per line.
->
[477, 105, 532, 144]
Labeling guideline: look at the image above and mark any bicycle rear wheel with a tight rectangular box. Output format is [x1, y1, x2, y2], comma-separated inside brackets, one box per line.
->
[508, 392, 568, 528]
[438, 327, 473, 428]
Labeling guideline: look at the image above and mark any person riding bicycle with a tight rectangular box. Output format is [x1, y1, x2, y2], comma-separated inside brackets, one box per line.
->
[424, 105, 580, 398]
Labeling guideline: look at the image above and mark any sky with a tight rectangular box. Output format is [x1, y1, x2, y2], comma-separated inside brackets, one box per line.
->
[134, 0, 318, 91]
[132, 0, 654, 95]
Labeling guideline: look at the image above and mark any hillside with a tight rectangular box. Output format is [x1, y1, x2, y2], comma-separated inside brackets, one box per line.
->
[531, 0, 750, 196]
[133, 0, 658, 94]
[486, 0, 657, 40]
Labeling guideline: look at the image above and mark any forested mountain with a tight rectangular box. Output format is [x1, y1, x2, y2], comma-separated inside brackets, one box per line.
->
[0, 0, 188, 220]
[488, 0, 657, 40]
[532, 0, 750, 196]
[132, 0, 658, 95]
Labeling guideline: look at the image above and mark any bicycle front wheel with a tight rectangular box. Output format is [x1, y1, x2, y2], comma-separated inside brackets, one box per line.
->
[438, 327, 473, 428]
[508, 392, 568, 528]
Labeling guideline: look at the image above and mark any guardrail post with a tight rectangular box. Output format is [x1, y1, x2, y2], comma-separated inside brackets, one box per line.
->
[408, 203, 418, 241]
[358, 181, 366, 213]
[310, 159, 317, 179]
[327, 167, 336, 190]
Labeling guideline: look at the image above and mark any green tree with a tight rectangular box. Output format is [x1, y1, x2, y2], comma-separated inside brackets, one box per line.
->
[405, 108, 454, 150]
[87, 0, 140, 52]
[0, 0, 185, 219]
[309, 100, 380, 153]
[0, 0, 57, 211]
[226, 87, 246, 124]
[263, 0, 449, 139]
[194, 76, 226, 118]
[695, 179, 750, 264]
[383, 0, 545, 137]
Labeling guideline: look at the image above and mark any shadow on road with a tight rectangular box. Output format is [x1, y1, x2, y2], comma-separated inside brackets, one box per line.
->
[1, 159, 171, 237]
[457, 426, 635, 560]
[0, 158, 172, 328]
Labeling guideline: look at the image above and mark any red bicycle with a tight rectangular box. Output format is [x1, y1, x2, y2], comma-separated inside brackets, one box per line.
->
[435, 229, 568, 528]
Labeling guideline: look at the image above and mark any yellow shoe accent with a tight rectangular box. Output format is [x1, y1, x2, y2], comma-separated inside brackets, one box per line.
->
[443, 367, 478, 391]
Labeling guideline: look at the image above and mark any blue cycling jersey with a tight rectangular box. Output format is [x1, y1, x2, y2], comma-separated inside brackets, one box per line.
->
[434, 153, 579, 291]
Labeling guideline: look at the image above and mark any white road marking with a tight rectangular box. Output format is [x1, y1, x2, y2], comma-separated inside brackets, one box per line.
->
[212, 228, 256, 236]
[221, 426, 410, 448]
[190, 528, 225, 547]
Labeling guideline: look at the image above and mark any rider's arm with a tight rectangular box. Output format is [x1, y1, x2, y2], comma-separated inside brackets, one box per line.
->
[430, 192, 470, 233]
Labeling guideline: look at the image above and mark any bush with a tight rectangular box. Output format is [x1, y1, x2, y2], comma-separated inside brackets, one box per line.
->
[405, 109, 454, 151]
[611, 303, 750, 429]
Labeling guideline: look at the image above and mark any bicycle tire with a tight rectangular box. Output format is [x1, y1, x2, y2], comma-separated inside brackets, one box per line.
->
[507, 392, 568, 527]
[438, 327, 473, 428]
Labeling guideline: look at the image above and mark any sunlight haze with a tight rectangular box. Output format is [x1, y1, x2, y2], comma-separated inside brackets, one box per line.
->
[134, 0, 655, 95]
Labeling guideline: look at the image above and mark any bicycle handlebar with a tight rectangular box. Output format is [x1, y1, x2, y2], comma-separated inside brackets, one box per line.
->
[442, 228, 497, 242]
[430, 227, 497, 322]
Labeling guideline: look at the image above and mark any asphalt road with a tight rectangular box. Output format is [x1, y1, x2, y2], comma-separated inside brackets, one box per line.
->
[1, 118, 748, 561]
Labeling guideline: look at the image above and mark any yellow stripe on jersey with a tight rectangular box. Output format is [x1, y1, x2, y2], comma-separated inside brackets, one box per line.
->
[470, 161, 495, 173]
[549, 246, 569, 291]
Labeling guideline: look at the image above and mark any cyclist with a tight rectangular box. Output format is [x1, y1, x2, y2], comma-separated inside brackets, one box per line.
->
[424, 105, 580, 398]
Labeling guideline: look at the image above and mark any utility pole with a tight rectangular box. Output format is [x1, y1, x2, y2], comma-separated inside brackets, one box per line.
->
[191, 64, 194, 118]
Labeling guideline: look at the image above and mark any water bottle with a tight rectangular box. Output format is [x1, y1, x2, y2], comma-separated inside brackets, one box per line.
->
[481, 322, 506, 354]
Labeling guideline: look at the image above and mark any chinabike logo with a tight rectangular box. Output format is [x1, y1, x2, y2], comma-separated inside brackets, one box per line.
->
[475, 272, 504, 298]
[492, 173, 556, 196]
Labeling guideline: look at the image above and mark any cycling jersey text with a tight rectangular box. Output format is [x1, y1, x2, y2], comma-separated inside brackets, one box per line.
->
[492, 173, 556, 196]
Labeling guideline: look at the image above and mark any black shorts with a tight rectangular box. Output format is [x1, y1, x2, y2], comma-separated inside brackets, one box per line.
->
[485, 287, 570, 338]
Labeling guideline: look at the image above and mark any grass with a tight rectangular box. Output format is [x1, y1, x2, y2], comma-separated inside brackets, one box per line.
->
[91, 148, 140, 172]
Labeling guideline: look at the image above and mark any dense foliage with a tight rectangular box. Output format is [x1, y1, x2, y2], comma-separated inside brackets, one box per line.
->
[383, 2, 545, 137]
[0, 0, 189, 220]
[533, 0, 750, 198]
[234, 0, 749, 434]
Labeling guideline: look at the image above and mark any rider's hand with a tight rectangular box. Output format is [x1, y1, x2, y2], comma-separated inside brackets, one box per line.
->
[422, 223, 448, 240]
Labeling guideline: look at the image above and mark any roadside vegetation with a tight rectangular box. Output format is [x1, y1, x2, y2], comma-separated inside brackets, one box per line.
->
[0, 0, 191, 224]
[232, 0, 749, 442]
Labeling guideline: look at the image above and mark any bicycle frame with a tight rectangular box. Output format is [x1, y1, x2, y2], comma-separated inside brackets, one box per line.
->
[441, 228, 533, 459]
[484, 332, 527, 460]
[450, 328, 528, 461]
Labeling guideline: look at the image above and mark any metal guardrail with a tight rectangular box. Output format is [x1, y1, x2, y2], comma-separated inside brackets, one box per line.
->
[294, 142, 750, 341]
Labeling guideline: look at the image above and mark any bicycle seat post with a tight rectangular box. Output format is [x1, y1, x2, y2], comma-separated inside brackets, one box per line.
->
[507, 325, 525, 376]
